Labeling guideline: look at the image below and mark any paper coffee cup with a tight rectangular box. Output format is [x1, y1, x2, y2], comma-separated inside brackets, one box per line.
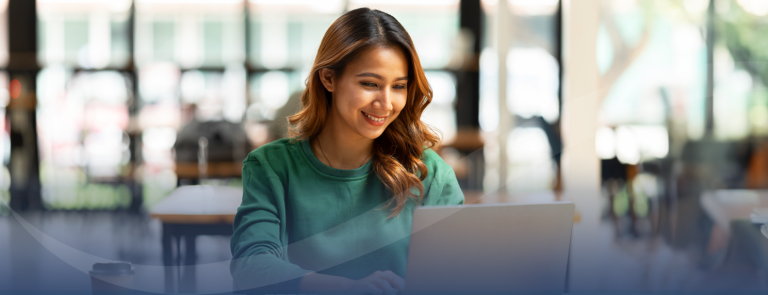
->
[90, 262, 134, 295]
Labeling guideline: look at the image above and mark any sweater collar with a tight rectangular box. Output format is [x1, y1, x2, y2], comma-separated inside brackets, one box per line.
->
[300, 138, 373, 178]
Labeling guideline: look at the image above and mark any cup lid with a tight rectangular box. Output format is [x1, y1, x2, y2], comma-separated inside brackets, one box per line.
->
[89, 262, 134, 276]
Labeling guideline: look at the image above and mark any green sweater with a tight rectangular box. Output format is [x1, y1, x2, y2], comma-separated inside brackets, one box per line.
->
[229, 138, 464, 291]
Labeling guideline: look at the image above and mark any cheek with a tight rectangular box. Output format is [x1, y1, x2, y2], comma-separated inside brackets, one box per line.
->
[349, 92, 374, 115]
[392, 94, 408, 117]
[335, 86, 366, 114]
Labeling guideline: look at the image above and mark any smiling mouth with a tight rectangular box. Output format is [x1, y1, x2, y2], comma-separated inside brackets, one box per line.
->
[362, 111, 386, 122]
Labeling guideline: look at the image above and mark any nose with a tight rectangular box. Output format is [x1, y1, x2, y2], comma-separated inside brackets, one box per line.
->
[372, 88, 394, 112]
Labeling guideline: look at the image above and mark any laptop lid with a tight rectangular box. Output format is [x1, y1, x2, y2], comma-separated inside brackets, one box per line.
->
[404, 202, 574, 292]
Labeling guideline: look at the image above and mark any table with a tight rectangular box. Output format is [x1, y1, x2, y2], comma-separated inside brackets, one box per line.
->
[700, 189, 768, 268]
[441, 127, 484, 151]
[175, 161, 242, 185]
[150, 185, 242, 293]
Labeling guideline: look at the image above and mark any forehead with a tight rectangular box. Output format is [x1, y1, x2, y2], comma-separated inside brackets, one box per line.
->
[344, 46, 409, 78]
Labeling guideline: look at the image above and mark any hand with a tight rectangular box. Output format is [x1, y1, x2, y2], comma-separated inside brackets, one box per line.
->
[347, 270, 405, 295]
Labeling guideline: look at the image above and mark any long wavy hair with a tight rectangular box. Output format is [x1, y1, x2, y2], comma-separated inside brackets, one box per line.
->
[288, 7, 440, 217]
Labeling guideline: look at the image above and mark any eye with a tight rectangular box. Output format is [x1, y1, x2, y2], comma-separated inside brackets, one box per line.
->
[361, 82, 377, 88]
[393, 84, 407, 90]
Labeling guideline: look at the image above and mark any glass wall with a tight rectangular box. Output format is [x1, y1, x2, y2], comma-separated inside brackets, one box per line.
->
[37, 0, 131, 68]
[589, 0, 768, 238]
[36, 0, 135, 209]
[714, 0, 768, 140]
[593, 0, 707, 236]
[245, 0, 343, 145]
[33, 0, 463, 209]
[480, 0, 561, 195]
[135, 0, 248, 206]
[36, 67, 134, 209]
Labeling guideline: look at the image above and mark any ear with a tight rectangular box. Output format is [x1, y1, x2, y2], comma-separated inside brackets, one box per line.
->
[318, 68, 336, 92]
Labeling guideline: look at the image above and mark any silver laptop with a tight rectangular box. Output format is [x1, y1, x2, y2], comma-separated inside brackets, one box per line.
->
[404, 202, 574, 292]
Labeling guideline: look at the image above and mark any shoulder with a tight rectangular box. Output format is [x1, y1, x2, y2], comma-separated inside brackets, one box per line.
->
[242, 138, 303, 179]
[420, 148, 456, 183]
[421, 148, 451, 175]
[420, 148, 464, 205]
[243, 138, 300, 164]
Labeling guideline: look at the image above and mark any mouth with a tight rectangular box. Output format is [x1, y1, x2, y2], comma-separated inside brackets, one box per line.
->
[361, 111, 387, 126]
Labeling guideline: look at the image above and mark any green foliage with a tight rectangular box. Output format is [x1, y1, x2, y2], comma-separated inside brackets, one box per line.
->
[717, 4, 768, 87]
[613, 185, 629, 217]
[44, 183, 132, 210]
[632, 187, 649, 218]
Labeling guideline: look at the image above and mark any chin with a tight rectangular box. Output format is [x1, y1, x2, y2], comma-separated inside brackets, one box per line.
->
[360, 131, 385, 140]
[358, 127, 387, 140]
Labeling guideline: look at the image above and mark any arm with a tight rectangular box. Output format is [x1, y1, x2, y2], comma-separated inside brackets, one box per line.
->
[230, 159, 312, 291]
[231, 159, 406, 293]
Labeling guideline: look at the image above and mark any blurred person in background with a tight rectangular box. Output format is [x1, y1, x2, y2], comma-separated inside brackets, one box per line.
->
[230, 7, 464, 294]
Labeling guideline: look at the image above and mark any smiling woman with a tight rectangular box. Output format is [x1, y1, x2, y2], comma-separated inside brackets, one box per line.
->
[315, 46, 410, 162]
[319, 47, 408, 143]
[230, 7, 464, 294]
[289, 8, 442, 215]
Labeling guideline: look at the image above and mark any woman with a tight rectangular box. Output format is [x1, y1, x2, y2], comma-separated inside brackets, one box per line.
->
[230, 7, 464, 293]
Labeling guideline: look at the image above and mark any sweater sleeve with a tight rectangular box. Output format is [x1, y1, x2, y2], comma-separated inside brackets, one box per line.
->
[422, 164, 465, 206]
[436, 167, 465, 206]
[230, 159, 312, 291]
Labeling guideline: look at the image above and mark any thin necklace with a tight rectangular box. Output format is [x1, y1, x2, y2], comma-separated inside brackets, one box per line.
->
[317, 138, 371, 169]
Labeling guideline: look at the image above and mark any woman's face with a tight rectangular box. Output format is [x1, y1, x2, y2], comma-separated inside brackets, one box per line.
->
[320, 45, 409, 141]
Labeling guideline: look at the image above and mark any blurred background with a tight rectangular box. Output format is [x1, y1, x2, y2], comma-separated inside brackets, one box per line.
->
[2, 0, 768, 293]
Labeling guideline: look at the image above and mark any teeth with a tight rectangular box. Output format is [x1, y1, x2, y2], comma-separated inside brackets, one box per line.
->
[363, 112, 385, 122]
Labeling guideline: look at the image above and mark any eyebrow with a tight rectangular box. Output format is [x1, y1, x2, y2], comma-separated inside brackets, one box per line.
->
[356, 72, 408, 81]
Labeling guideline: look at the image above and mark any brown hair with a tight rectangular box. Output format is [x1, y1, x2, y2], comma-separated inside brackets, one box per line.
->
[288, 7, 440, 217]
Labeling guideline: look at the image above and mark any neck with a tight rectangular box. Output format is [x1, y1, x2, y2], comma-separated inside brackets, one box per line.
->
[313, 117, 373, 170]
